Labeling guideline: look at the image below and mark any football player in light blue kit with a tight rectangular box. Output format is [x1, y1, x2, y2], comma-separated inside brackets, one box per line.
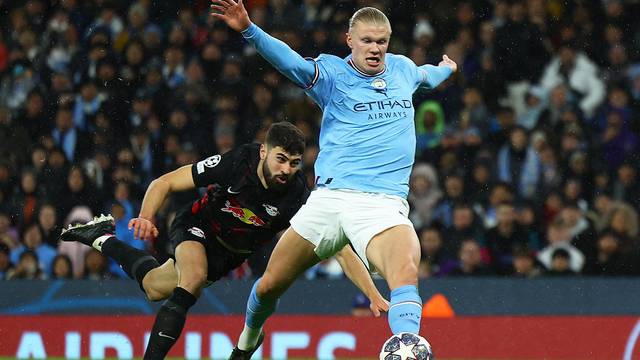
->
[212, 1, 457, 358]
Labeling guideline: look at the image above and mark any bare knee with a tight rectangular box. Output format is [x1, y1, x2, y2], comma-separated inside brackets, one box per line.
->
[145, 287, 170, 302]
[257, 273, 288, 300]
[179, 269, 208, 296]
[386, 261, 419, 289]
[142, 271, 166, 301]
[141, 261, 178, 301]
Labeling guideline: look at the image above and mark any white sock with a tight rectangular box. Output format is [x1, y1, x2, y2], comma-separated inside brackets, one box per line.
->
[238, 324, 262, 351]
[92, 235, 113, 252]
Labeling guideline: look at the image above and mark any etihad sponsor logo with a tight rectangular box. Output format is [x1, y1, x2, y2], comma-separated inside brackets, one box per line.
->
[353, 99, 412, 112]
[221, 201, 265, 226]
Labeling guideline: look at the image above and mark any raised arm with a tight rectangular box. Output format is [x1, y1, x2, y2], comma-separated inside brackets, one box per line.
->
[130, 165, 196, 241]
[211, 0, 316, 88]
[418, 54, 458, 89]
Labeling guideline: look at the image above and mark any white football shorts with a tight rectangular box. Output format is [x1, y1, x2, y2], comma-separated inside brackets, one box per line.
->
[290, 187, 414, 271]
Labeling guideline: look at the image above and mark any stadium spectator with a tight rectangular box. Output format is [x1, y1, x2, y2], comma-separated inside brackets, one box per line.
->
[7, 250, 46, 280]
[408, 163, 442, 229]
[39, 148, 69, 202]
[511, 245, 541, 278]
[583, 231, 638, 276]
[482, 182, 516, 229]
[485, 202, 528, 274]
[516, 201, 543, 251]
[559, 201, 597, 260]
[445, 202, 484, 259]
[0, 243, 12, 279]
[10, 223, 56, 277]
[539, 41, 605, 118]
[58, 166, 100, 217]
[449, 238, 493, 277]
[414, 100, 445, 155]
[51, 106, 90, 163]
[497, 126, 541, 200]
[611, 162, 640, 208]
[544, 248, 577, 277]
[603, 203, 639, 242]
[418, 225, 454, 277]
[83, 249, 116, 280]
[37, 203, 60, 248]
[494, 0, 548, 116]
[50, 254, 73, 279]
[537, 218, 585, 273]
[10, 168, 42, 227]
[517, 85, 548, 130]
[468, 158, 494, 207]
[0, 106, 30, 168]
[0, 211, 19, 249]
[432, 173, 465, 228]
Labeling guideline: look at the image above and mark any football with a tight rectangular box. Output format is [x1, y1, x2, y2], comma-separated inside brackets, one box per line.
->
[379, 332, 434, 360]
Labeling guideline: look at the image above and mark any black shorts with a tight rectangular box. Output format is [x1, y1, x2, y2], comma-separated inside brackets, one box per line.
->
[169, 205, 248, 282]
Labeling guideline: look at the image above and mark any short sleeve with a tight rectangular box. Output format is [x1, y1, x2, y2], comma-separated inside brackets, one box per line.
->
[394, 54, 423, 89]
[191, 151, 236, 188]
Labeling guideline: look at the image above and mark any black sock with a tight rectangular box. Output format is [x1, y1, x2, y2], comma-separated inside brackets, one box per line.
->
[144, 287, 197, 360]
[101, 237, 159, 287]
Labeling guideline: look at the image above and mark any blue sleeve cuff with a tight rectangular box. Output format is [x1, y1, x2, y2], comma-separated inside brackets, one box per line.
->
[423, 65, 453, 88]
[241, 23, 258, 38]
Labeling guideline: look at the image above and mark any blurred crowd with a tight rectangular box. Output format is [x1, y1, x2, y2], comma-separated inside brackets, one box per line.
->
[0, 0, 639, 281]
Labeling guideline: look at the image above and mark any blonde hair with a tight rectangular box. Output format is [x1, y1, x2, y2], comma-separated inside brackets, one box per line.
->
[348, 7, 391, 33]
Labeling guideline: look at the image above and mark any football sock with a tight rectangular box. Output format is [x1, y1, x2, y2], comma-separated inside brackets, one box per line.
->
[239, 278, 278, 350]
[101, 236, 160, 288]
[388, 285, 422, 334]
[144, 287, 197, 359]
[238, 323, 263, 351]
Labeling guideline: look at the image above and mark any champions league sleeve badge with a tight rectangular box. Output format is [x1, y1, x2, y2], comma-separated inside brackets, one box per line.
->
[371, 78, 387, 95]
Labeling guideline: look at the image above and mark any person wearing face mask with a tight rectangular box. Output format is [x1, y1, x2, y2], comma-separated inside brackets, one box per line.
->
[211, 2, 457, 358]
[10, 223, 56, 277]
[7, 250, 45, 280]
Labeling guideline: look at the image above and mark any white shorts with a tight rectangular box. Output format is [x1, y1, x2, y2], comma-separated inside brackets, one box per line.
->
[290, 187, 413, 270]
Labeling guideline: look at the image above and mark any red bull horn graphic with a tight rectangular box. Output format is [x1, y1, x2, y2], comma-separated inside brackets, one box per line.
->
[221, 201, 266, 226]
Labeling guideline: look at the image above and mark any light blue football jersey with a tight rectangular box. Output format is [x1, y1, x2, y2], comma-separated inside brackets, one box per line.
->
[306, 54, 424, 198]
[241, 23, 452, 199]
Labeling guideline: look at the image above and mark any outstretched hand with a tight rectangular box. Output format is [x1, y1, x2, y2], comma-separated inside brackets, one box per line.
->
[439, 54, 458, 73]
[369, 292, 390, 317]
[128, 217, 159, 241]
[210, 0, 251, 32]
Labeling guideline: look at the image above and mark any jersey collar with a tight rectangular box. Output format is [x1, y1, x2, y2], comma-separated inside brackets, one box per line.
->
[347, 56, 386, 77]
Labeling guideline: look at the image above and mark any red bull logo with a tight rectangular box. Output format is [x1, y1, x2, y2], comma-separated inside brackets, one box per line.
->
[221, 201, 266, 226]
